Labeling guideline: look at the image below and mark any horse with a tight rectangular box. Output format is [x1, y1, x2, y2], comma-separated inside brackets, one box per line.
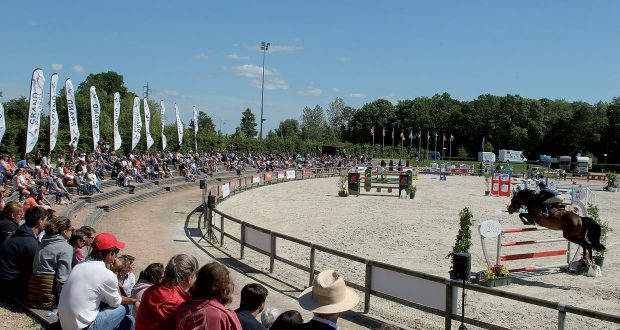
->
[507, 189, 605, 263]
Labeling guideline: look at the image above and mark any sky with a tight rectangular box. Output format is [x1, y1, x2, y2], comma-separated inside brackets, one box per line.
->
[1, 1, 619, 135]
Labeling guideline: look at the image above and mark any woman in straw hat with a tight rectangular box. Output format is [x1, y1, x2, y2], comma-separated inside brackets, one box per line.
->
[290, 269, 359, 330]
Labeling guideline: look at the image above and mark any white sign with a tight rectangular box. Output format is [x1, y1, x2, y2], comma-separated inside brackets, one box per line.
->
[286, 170, 296, 179]
[252, 175, 260, 184]
[222, 183, 230, 199]
[277, 171, 285, 179]
[244, 227, 271, 254]
[371, 266, 448, 312]
[479, 220, 502, 238]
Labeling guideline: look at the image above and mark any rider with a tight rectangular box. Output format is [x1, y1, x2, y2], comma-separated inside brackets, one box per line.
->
[537, 182, 563, 216]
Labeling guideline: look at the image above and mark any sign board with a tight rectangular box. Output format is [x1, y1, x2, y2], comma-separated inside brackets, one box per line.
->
[371, 266, 448, 312]
[252, 174, 260, 184]
[222, 183, 230, 199]
[479, 220, 502, 238]
[348, 172, 359, 195]
[277, 171, 285, 179]
[286, 170, 296, 179]
[244, 227, 271, 254]
[264, 172, 273, 181]
[303, 168, 312, 177]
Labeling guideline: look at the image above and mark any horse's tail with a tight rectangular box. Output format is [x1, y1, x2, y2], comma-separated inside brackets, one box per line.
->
[582, 216, 606, 252]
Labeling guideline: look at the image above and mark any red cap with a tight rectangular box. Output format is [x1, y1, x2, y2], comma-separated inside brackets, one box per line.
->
[91, 233, 126, 251]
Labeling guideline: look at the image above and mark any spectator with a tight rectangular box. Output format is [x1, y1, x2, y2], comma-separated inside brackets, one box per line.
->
[236, 283, 269, 330]
[58, 232, 136, 330]
[270, 310, 303, 330]
[80, 225, 97, 256]
[136, 254, 199, 330]
[131, 263, 165, 301]
[27, 217, 73, 309]
[117, 254, 137, 296]
[260, 307, 280, 329]
[22, 190, 38, 213]
[176, 262, 242, 330]
[0, 206, 47, 298]
[69, 228, 87, 266]
[0, 201, 23, 246]
[290, 269, 359, 330]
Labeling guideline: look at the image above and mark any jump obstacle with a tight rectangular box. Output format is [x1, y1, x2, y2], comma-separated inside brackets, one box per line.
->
[480, 222, 579, 273]
[347, 167, 414, 196]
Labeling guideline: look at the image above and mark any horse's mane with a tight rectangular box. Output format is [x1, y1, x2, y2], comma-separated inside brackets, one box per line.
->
[515, 188, 536, 199]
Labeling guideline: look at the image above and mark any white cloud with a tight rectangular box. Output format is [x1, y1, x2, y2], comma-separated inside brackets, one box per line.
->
[337, 56, 351, 61]
[229, 64, 277, 78]
[226, 54, 248, 60]
[349, 93, 365, 98]
[72, 65, 85, 74]
[251, 78, 289, 90]
[298, 86, 322, 96]
[332, 87, 340, 92]
[192, 53, 209, 61]
[51, 63, 63, 71]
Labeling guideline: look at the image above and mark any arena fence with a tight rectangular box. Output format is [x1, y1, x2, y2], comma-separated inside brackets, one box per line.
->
[198, 167, 620, 330]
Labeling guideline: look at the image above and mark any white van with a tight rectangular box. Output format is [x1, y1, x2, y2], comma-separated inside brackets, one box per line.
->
[478, 152, 496, 163]
[498, 149, 527, 163]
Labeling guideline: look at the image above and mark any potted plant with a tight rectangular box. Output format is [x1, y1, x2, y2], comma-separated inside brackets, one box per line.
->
[483, 172, 492, 196]
[605, 173, 618, 192]
[337, 176, 348, 197]
[448, 208, 473, 279]
[406, 185, 417, 199]
[388, 159, 394, 172]
[483, 264, 511, 287]
[588, 204, 612, 267]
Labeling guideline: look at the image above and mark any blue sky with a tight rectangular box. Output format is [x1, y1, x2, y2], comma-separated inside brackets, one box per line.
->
[1, 1, 618, 134]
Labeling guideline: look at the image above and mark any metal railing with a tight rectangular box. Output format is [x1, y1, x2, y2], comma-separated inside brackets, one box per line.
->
[198, 167, 620, 330]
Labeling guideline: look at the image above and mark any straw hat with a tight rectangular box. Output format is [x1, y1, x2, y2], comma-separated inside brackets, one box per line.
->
[298, 269, 359, 314]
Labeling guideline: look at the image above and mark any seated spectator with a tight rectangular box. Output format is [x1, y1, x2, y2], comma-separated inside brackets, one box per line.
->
[27, 217, 73, 310]
[69, 228, 87, 266]
[22, 190, 39, 213]
[290, 269, 359, 330]
[131, 263, 164, 302]
[270, 310, 303, 330]
[236, 283, 269, 330]
[116, 254, 137, 296]
[260, 307, 280, 329]
[86, 169, 104, 193]
[136, 254, 199, 330]
[176, 262, 242, 330]
[80, 225, 97, 255]
[121, 169, 136, 194]
[58, 232, 136, 330]
[35, 185, 53, 210]
[49, 175, 73, 204]
[0, 206, 47, 298]
[0, 201, 23, 246]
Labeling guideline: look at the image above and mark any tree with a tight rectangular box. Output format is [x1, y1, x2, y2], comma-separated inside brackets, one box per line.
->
[275, 119, 300, 139]
[326, 97, 354, 140]
[237, 108, 257, 138]
[301, 105, 328, 141]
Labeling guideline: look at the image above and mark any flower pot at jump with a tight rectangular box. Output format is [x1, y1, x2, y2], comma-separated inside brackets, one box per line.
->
[485, 190, 490, 196]
[338, 191, 348, 197]
[410, 192, 415, 199]
[483, 277, 512, 287]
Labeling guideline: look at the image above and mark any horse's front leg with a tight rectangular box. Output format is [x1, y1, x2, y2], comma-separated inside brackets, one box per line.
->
[519, 213, 533, 225]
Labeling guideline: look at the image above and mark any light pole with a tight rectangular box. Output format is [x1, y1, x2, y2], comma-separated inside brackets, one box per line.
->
[259, 41, 270, 140]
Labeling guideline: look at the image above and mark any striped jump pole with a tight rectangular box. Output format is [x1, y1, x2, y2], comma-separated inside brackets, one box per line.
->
[497, 227, 577, 273]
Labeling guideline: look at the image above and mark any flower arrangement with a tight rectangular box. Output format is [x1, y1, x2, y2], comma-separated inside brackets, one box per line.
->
[483, 264, 509, 280]
[337, 176, 348, 197]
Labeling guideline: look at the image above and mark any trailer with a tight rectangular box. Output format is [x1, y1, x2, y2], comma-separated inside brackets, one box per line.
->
[559, 156, 572, 171]
[478, 152, 496, 163]
[573, 156, 590, 176]
[498, 149, 527, 163]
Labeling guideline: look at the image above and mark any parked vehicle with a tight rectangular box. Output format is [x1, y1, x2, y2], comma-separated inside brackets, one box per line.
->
[573, 156, 590, 176]
[539, 155, 552, 167]
[478, 152, 496, 163]
[498, 149, 527, 163]
[559, 156, 572, 171]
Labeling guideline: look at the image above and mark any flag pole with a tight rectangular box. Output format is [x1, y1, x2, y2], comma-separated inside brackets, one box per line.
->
[418, 130, 421, 162]
[434, 133, 437, 160]
[391, 127, 395, 159]
[409, 130, 412, 160]
[449, 134, 453, 161]
[426, 131, 430, 161]
[382, 128, 385, 156]
[441, 133, 445, 161]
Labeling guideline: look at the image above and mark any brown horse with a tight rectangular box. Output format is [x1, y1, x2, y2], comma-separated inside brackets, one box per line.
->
[507, 189, 605, 262]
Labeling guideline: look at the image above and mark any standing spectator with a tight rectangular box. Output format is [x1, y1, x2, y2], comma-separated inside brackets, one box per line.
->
[0, 206, 47, 298]
[116, 254, 137, 296]
[0, 201, 23, 246]
[27, 217, 73, 309]
[290, 269, 359, 330]
[270, 310, 303, 330]
[176, 262, 242, 330]
[236, 283, 269, 330]
[131, 263, 165, 302]
[136, 254, 199, 330]
[58, 232, 136, 330]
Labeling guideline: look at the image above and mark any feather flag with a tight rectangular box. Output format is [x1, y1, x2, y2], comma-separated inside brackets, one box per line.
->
[131, 97, 142, 150]
[160, 100, 167, 150]
[451, 134, 455, 142]
[193, 106, 198, 151]
[90, 86, 101, 151]
[26, 68, 45, 154]
[113, 93, 121, 151]
[370, 126, 375, 136]
[65, 79, 80, 150]
[382, 128, 385, 137]
[0, 102, 5, 144]
[175, 103, 183, 147]
[400, 131, 405, 141]
[49, 73, 59, 152]
[144, 98, 154, 150]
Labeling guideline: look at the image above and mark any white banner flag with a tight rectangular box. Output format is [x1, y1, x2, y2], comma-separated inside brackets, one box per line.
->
[193, 106, 198, 151]
[175, 103, 183, 147]
[144, 98, 154, 150]
[131, 97, 142, 151]
[0, 102, 5, 144]
[90, 86, 101, 152]
[49, 73, 59, 152]
[113, 92, 121, 151]
[66, 79, 80, 150]
[26, 68, 45, 154]
[160, 100, 167, 150]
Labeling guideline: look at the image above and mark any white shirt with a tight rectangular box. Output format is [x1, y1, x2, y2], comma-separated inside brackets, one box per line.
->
[58, 259, 123, 330]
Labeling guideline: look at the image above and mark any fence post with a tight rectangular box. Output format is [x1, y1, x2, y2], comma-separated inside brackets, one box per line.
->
[309, 245, 316, 287]
[364, 261, 372, 313]
[269, 233, 276, 273]
[444, 279, 454, 330]
[557, 302, 567, 330]
[240, 223, 245, 259]
[220, 215, 225, 246]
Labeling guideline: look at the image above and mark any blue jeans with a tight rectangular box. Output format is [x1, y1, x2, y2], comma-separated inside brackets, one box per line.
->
[89, 304, 134, 330]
